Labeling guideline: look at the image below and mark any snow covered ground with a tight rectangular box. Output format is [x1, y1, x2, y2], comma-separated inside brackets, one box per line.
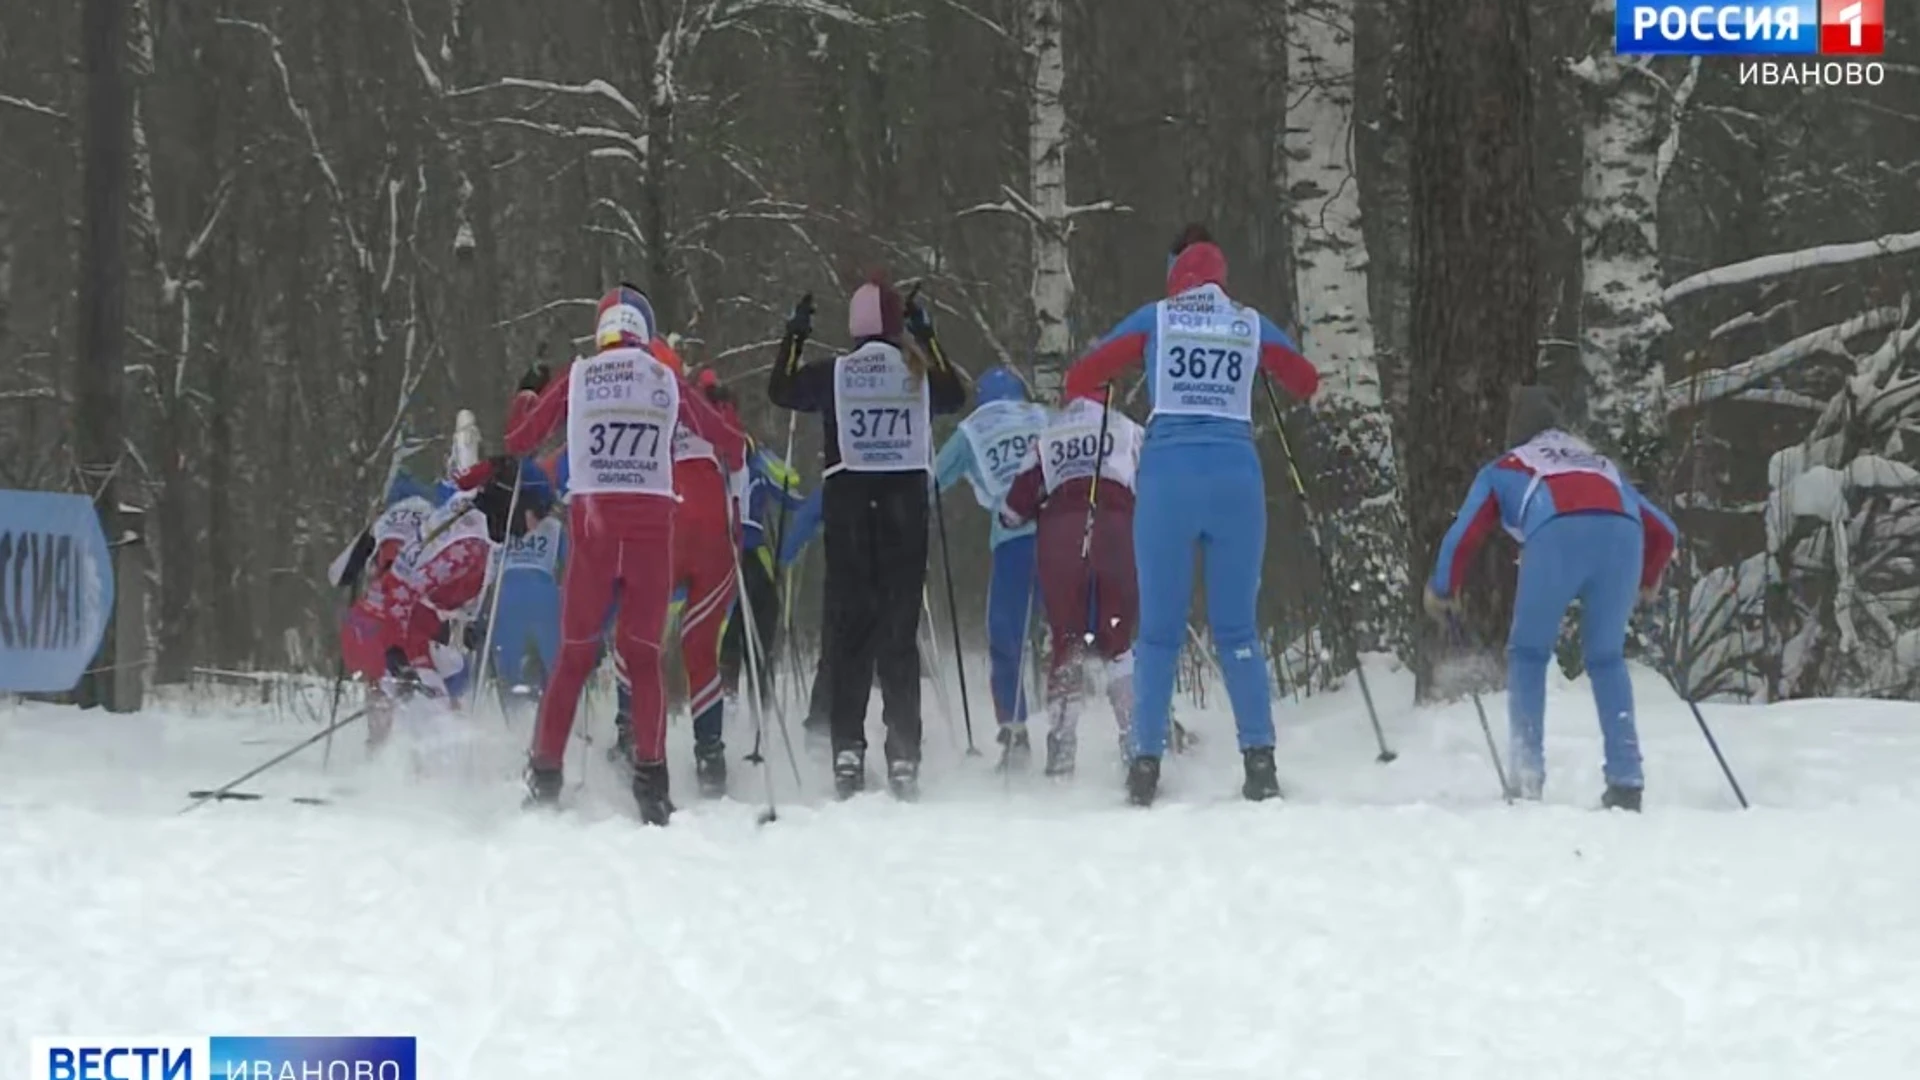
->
[5, 658, 1920, 1078]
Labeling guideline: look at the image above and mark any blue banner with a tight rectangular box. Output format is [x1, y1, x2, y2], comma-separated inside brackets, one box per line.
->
[1616, 0, 1819, 54]
[0, 490, 114, 693]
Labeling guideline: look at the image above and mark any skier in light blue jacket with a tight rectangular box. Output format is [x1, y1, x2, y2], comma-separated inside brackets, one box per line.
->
[933, 366, 1049, 769]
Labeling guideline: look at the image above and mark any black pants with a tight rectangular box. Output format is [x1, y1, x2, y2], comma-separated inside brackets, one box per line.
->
[719, 545, 780, 702]
[822, 471, 929, 762]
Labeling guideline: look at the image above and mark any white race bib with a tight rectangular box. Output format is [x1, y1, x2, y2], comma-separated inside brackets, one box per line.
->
[1040, 400, 1142, 495]
[565, 348, 678, 497]
[832, 343, 932, 473]
[958, 401, 1044, 509]
[373, 496, 433, 549]
[1508, 429, 1625, 534]
[1150, 285, 1260, 422]
[672, 421, 718, 466]
[500, 514, 563, 576]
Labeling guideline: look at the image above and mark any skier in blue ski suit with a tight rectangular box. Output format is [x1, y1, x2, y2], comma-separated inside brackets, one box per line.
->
[932, 366, 1049, 767]
[1066, 224, 1321, 805]
[1424, 386, 1678, 811]
[487, 456, 564, 698]
[720, 436, 809, 702]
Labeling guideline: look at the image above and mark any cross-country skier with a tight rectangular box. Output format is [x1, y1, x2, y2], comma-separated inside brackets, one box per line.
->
[766, 276, 967, 799]
[326, 473, 439, 593]
[1064, 224, 1320, 806]
[664, 361, 747, 797]
[338, 457, 551, 745]
[718, 399, 808, 708]
[932, 366, 1047, 769]
[999, 384, 1145, 776]
[1423, 386, 1678, 811]
[504, 286, 744, 824]
[486, 455, 564, 710]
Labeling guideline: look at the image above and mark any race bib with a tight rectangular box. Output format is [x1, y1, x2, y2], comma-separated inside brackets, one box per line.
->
[672, 421, 718, 466]
[1509, 429, 1625, 527]
[565, 348, 678, 497]
[373, 497, 432, 548]
[392, 499, 492, 598]
[500, 515, 563, 575]
[1040, 400, 1142, 494]
[1150, 285, 1260, 422]
[833, 343, 932, 473]
[958, 400, 1044, 509]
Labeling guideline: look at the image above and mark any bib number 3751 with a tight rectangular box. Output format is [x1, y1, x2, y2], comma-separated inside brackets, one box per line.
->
[1166, 345, 1244, 382]
[848, 407, 912, 439]
[589, 421, 663, 458]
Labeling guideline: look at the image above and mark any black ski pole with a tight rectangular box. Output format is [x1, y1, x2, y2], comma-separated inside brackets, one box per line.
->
[1079, 383, 1116, 645]
[182, 707, 368, 814]
[931, 479, 980, 755]
[1653, 653, 1749, 809]
[1261, 374, 1395, 763]
[1446, 614, 1513, 803]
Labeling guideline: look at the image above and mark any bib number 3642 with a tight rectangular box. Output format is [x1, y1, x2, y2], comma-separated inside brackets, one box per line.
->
[589, 421, 662, 458]
[1166, 345, 1244, 382]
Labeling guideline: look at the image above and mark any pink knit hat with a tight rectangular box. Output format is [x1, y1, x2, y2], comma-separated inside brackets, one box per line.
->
[848, 274, 905, 342]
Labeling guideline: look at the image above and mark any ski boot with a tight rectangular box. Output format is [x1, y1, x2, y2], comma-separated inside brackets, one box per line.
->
[833, 749, 865, 800]
[522, 761, 564, 810]
[1601, 784, 1643, 812]
[1044, 729, 1077, 778]
[1126, 755, 1161, 807]
[887, 758, 921, 802]
[631, 761, 674, 826]
[693, 741, 728, 799]
[996, 725, 1032, 774]
[1242, 747, 1281, 802]
[1512, 770, 1545, 802]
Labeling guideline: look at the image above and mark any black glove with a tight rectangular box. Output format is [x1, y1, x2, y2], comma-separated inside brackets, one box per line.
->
[903, 285, 935, 344]
[786, 293, 815, 340]
[463, 620, 484, 652]
[518, 363, 552, 394]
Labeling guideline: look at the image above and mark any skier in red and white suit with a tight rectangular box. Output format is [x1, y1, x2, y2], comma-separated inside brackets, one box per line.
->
[505, 286, 743, 823]
[670, 366, 745, 797]
[338, 456, 548, 742]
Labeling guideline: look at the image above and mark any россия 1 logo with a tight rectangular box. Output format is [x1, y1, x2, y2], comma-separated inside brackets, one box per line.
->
[1615, 0, 1883, 54]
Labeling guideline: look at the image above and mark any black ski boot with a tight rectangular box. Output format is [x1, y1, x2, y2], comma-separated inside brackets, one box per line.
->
[522, 762, 564, 809]
[996, 726, 1032, 774]
[1242, 747, 1282, 802]
[693, 741, 728, 799]
[1126, 755, 1161, 807]
[833, 749, 865, 800]
[631, 762, 674, 826]
[1601, 784, 1643, 812]
[1044, 730, 1077, 778]
[887, 758, 921, 802]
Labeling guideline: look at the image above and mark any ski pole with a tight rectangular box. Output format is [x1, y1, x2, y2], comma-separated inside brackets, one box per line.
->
[182, 708, 369, 814]
[730, 504, 799, 819]
[1079, 384, 1116, 646]
[1260, 375, 1395, 763]
[931, 479, 981, 755]
[1445, 614, 1513, 803]
[921, 587, 963, 751]
[469, 465, 525, 726]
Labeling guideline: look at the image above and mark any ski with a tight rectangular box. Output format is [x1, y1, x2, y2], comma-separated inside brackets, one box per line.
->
[186, 790, 331, 806]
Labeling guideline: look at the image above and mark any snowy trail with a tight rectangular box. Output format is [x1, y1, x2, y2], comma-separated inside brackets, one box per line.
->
[6, 661, 1920, 1078]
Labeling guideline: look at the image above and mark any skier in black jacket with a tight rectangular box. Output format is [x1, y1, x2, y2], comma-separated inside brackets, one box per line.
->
[768, 275, 967, 799]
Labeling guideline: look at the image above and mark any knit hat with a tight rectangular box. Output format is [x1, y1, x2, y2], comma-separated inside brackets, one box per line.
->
[1166, 223, 1228, 297]
[976, 366, 1029, 405]
[848, 275, 905, 343]
[1506, 385, 1566, 446]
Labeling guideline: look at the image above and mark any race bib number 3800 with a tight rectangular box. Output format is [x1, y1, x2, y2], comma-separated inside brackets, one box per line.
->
[1151, 285, 1260, 422]
[566, 350, 678, 497]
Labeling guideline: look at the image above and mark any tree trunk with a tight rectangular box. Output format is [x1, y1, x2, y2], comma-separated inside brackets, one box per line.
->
[1404, 0, 1538, 697]
[1573, 0, 1670, 474]
[1285, 0, 1409, 656]
[1025, 0, 1071, 402]
[75, 0, 132, 709]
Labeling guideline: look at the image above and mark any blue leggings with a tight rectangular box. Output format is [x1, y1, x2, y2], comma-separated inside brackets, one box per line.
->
[1508, 512, 1643, 790]
[987, 533, 1041, 727]
[491, 578, 561, 690]
[1132, 439, 1273, 756]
